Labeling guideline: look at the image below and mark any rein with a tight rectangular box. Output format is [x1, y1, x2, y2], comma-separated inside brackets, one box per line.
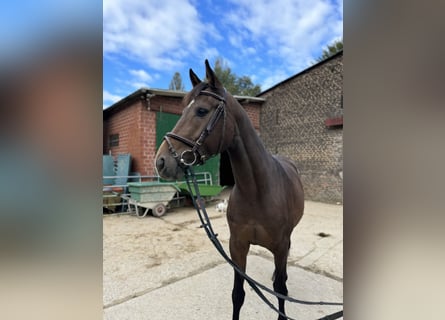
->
[183, 167, 343, 320]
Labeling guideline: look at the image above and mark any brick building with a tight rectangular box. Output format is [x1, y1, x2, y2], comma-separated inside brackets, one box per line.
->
[103, 88, 264, 184]
[259, 51, 343, 203]
[104, 52, 343, 202]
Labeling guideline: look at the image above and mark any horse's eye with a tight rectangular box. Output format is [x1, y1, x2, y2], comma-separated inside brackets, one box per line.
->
[196, 107, 209, 117]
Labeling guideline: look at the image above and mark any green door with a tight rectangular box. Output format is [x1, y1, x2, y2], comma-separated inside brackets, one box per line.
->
[156, 112, 220, 185]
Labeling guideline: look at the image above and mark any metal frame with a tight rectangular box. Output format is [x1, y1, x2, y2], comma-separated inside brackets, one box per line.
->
[102, 172, 214, 213]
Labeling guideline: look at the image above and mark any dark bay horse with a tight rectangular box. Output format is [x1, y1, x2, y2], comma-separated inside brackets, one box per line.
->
[155, 60, 304, 320]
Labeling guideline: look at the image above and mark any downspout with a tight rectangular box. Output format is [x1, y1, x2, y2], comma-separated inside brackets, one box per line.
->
[141, 89, 155, 110]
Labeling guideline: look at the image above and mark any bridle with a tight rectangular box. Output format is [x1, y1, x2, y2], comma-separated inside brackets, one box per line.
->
[163, 87, 226, 167]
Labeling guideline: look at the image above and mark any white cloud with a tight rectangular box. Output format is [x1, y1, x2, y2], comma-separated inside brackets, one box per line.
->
[228, 33, 243, 48]
[260, 70, 290, 92]
[245, 47, 257, 55]
[202, 47, 220, 61]
[104, 0, 209, 71]
[103, 0, 342, 97]
[127, 69, 154, 88]
[103, 90, 122, 107]
[128, 69, 153, 82]
[226, 0, 343, 71]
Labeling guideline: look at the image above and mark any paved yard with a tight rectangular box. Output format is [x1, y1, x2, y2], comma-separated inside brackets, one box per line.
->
[103, 193, 343, 319]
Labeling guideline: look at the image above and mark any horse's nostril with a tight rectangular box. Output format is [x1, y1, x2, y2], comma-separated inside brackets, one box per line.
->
[156, 157, 165, 170]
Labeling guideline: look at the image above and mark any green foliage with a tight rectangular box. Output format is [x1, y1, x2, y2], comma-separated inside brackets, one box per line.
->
[235, 76, 262, 96]
[168, 59, 261, 95]
[316, 39, 343, 62]
[213, 58, 261, 96]
[169, 72, 185, 91]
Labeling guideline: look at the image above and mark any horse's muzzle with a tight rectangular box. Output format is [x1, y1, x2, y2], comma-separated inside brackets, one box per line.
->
[155, 150, 184, 181]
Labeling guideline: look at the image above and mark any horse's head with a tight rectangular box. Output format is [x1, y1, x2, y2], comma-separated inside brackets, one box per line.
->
[155, 60, 236, 180]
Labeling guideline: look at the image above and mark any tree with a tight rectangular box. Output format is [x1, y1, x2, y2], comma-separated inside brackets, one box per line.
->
[316, 39, 343, 62]
[169, 72, 185, 91]
[213, 58, 261, 96]
[235, 76, 261, 97]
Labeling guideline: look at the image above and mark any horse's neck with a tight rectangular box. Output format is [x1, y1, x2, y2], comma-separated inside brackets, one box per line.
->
[227, 102, 275, 195]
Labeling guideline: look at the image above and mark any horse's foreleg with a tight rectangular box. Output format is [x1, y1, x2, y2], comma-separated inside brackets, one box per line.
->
[232, 269, 245, 320]
[273, 242, 290, 320]
[230, 238, 249, 320]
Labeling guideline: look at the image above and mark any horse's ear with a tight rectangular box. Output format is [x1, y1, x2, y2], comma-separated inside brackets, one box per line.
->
[189, 68, 201, 87]
[205, 59, 222, 89]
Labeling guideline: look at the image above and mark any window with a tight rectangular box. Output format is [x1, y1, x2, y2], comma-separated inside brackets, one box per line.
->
[109, 133, 119, 147]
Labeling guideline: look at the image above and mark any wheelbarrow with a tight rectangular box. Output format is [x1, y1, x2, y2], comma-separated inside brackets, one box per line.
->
[124, 182, 183, 218]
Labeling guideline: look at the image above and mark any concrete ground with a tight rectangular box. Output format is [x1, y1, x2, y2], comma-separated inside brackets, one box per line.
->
[103, 190, 343, 319]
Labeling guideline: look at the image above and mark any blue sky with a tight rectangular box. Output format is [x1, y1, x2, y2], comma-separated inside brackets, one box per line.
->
[103, 0, 342, 108]
[0, 1, 342, 109]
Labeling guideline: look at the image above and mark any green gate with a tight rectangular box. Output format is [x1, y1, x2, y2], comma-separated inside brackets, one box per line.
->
[156, 112, 220, 185]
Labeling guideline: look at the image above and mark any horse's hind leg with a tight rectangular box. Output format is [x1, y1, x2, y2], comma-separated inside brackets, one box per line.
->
[273, 241, 290, 320]
[230, 238, 250, 320]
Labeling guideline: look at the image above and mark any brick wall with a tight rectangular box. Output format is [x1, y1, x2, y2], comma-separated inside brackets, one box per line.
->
[242, 104, 260, 129]
[259, 53, 343, 203]
[150, 95, 184, 115]
[104, 99, 157, 176]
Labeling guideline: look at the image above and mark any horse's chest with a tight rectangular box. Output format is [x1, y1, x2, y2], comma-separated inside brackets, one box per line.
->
[226, 198, 291, 249]
[227, 219, 272, 245]
[249, 224, 272, 246]
[227, 195, 264, 213]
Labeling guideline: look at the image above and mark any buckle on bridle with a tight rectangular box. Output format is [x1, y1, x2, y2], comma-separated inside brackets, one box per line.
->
[180, 149, 198, 166]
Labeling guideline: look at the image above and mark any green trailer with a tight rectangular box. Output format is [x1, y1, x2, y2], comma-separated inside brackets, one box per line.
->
[176, 183, 225, 197]
[125, 182, 182, 218]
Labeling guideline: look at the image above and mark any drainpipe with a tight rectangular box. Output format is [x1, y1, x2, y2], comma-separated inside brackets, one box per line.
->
[141, 89, 155, 110]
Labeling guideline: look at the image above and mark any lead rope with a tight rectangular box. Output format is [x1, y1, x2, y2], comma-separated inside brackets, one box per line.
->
[183, 166, 343, 320]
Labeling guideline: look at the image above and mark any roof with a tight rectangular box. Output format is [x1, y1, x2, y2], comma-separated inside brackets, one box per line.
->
[103, 88, 185, 115]
[103, 87, 265, 116]
[257, 50, 343, 96]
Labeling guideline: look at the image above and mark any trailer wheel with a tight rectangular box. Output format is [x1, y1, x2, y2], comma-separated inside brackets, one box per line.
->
[152, 203, 167, 217]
